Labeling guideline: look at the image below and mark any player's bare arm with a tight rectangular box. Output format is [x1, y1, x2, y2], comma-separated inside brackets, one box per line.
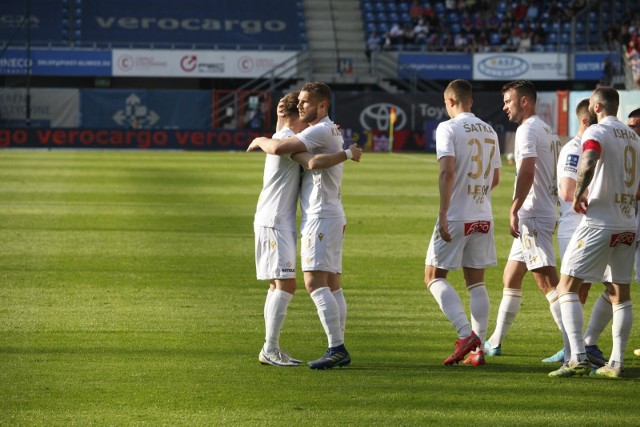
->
[573, 148, 599, 214]
[510, 156, 536, 237]
[292, 143, 362, 170]
[438, 155, 455, 242]
[491, 168, 500, 190]
[247, 135, 307, 155]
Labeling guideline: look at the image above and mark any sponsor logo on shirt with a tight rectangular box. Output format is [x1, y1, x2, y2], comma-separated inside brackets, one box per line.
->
[610, 232, 636, 247]
[464, 220, 491, 236]
[565, 154, 579, 167]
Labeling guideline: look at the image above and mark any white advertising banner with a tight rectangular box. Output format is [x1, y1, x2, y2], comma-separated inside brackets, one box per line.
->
[112, 49, 297, 78]
[0, 88, 80, 127]
[535, 91, 558, 132]
[473, 53, 569, 81]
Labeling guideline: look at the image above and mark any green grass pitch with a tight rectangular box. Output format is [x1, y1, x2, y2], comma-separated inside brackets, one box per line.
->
[1, 150, 639, 426]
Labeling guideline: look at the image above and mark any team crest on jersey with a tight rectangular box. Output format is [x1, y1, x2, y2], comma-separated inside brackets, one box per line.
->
[610, 232, 636, 247]
[577, 239, 584, 249]
[464, 221, 491, 236]
[270, 240, 276, 250]
[318, 233, 324, 241]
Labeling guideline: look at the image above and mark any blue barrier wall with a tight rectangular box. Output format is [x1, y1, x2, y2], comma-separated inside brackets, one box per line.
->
[0, 0, 64, 45]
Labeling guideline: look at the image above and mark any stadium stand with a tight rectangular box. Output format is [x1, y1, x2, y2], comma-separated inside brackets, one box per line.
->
[361, 0, 640, 54]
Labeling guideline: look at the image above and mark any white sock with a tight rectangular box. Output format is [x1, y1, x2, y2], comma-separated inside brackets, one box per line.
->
[428, 278, 472, 338]
[264, 290, 293, 352]
[487, 288, 522, 348]
[546, 289, 570, 361]
[584, 291, 612, 346]
[332, 288, 348, 336]
[264, 289, 274, 324]
[609, 300, 633, 367]
[468, 282, 489, 344]
[310, 287, 343, 348]
[559, 293, 587, 363]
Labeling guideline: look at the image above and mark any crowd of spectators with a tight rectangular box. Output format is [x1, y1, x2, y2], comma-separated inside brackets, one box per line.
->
[365, 0, 639, 55]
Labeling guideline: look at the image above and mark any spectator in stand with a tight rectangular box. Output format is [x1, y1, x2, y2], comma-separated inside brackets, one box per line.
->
[423, 3, 434, 20]
[402, 23, 416, 48]
[462, 11, 474, 34]
[454, 32, 469, 52]
[446, 0, 457, 12]
[366, 31, 382, 59]
[508, 26, 522, 52]
[477, 31, 491, 52]
[409, 0, 424, 25]
[546, 0, 563, 21]
[627, 39, 640, 88]
[486, 11, 500, 32]
[414, 18, 430, 46]
[518, 28, 532, 52]
[526, 1, 539, 20]
[473, 12, 485, 35]
[388, 22, 404, 47]
[513, 1, 528, 22]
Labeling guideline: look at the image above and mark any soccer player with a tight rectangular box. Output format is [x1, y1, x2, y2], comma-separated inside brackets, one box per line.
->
[542, 99, 610, 366]
[627, 108, 640, 358]
[424, 79, 501, 366]
[252, 91, 361, 367]
[484, 80, 565, 357]
[248, 82, 356, 369]
[549, 87, 640, 378]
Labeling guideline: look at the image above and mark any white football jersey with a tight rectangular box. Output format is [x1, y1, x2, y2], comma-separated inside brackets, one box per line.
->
[581, 116, 640, 229]
[297, 116, 345, 220]
[253, 127, 300, 232]
[436, 112, 502, 221]
[514, 115, 560, 219]
[557, 136, 583, 238]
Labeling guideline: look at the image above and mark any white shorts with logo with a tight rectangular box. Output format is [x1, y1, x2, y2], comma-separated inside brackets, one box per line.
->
[300, 216, 346, 273]
[561, 225, 636, 284]
[508, 216, 557, 270]
[425, 219, 497, 270]
[254, 225, 297, 280]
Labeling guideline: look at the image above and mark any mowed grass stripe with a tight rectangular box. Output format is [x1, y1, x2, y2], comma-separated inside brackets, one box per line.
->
[1, 150, 639, 426]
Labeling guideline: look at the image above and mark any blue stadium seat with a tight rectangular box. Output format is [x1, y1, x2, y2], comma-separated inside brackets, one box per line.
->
[561, 21, 571, 33]
[545, 44, 556, 52]
[447, 12, 459, 23]
[434, 2, 445, 14]
[450, 23, 461, 34]
[575, 32, 585, 45]
[560, 32, 569, 44]
[377, 12, 388, 22]
[365, 12, 376, 23]
[363, 2, 373, 12]
[550, 22, 560, 33]
[389, 12, 399, 23]
[575, 21, 584, 33]
[386, 2, 397, 12]
[589, 11, 597, 22]
[400, 12, 411, 24]
[377, 22, 389, 33]
[489, 32, 501, 45]
[532, 43, 545, 52]
[546, 32, 557, 44]
[366, 22, 377, 33]
[375, 2, 385, 12]
[602, 11, 611, 23]
[398, 2, 409, 13]
[496, 1, 507, 13]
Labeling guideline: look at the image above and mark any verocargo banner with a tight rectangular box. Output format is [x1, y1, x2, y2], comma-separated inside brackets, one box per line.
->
[0, 88, 80, 128]
[473, 53, 569, 81]
[112, 49, 297, 78]
[81, 89, 211, 129]
[81, 0, 302, 47]
[0, 0, 63, 45]
[0, 128, 271, 150]
[0, 49, 111, 76]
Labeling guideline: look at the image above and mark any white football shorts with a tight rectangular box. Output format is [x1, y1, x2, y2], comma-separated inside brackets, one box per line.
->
[254, 225, 297, 280]
[300, 217, 346, 273]
[561, 225, 636, 284]
[425, 219, 497, 270]
[508, 216, 557, 270]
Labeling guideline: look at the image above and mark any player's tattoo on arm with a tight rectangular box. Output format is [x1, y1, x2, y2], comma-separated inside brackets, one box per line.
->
[574, 149, 599, 200]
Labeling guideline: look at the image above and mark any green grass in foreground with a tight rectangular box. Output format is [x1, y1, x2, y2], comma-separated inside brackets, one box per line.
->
[1, 150, 639, 426]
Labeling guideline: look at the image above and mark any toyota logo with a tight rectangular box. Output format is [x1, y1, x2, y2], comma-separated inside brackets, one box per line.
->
[360, 103, 406, 130]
